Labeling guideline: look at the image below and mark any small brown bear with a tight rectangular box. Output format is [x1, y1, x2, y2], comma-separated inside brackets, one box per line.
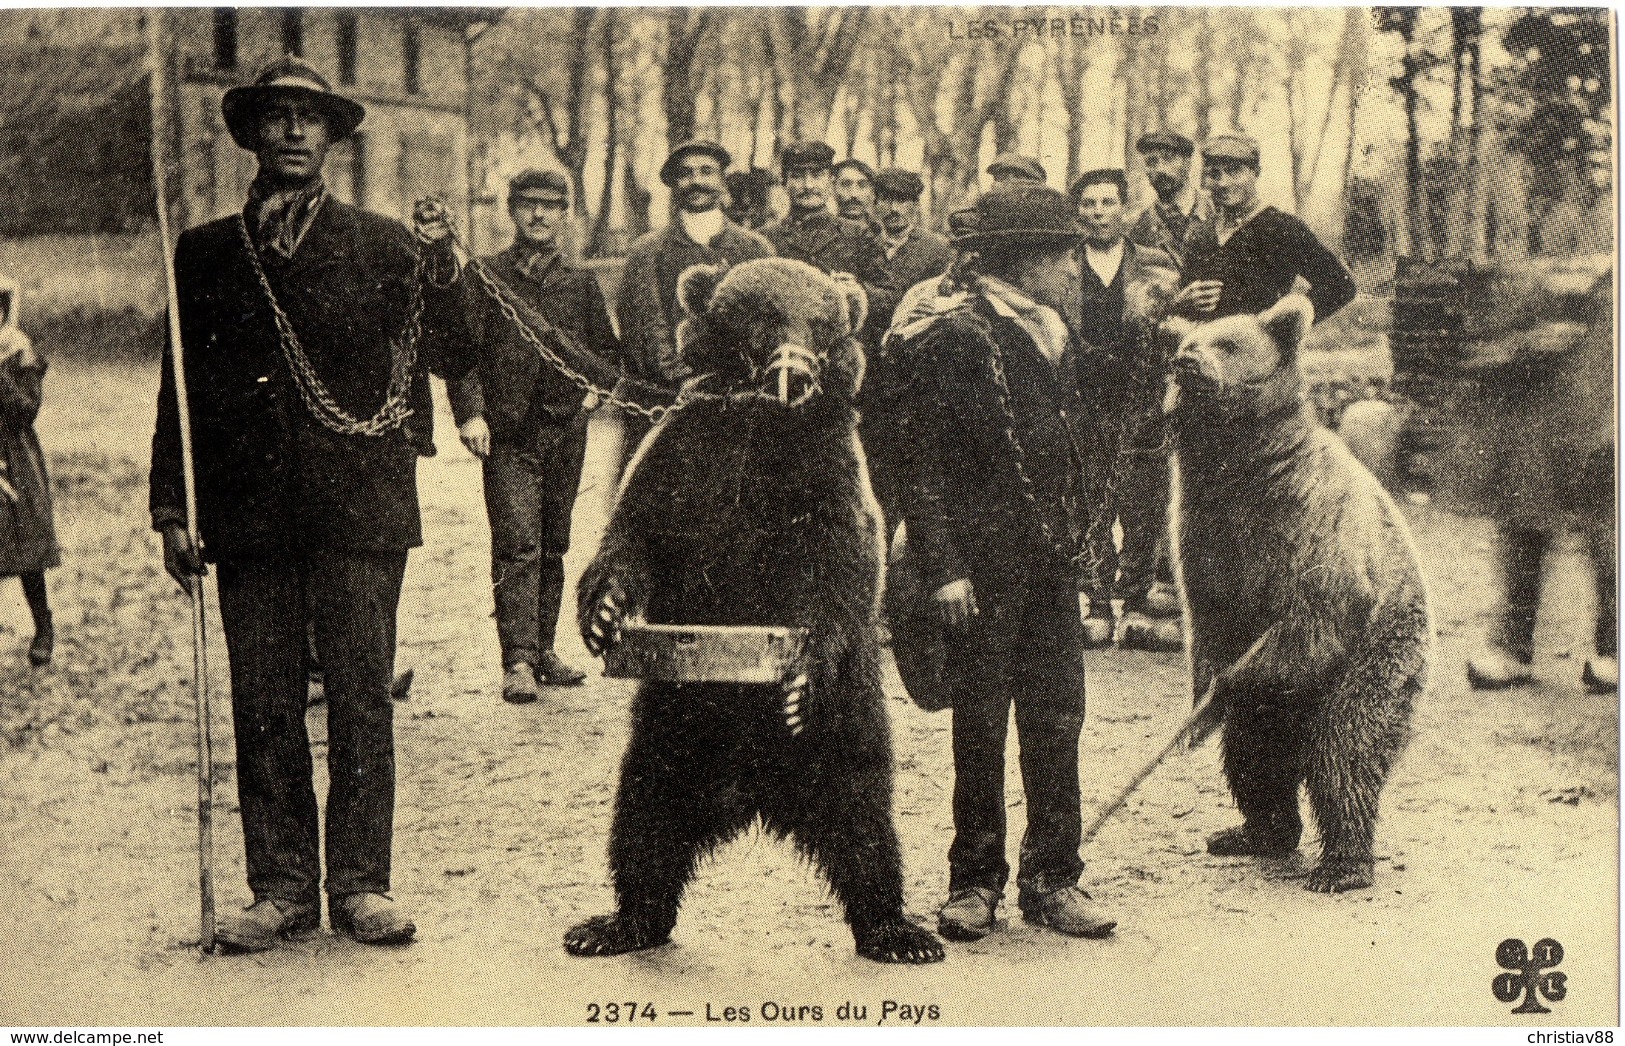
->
[1162, 295, 1434, 893]
[567, 257, 944, 963]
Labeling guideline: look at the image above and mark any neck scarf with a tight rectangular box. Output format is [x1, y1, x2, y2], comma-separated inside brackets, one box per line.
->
[246, 176, 328, 260]
[513, 241, 561, 282]
[980, 276, 1072, 366]
[678, 207, 726, 246]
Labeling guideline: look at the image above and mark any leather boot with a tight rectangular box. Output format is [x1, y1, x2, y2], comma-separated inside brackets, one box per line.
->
[215, 897, 320, 953]
[1018, 885, 1116, 938]
[331, 892, 416, 945]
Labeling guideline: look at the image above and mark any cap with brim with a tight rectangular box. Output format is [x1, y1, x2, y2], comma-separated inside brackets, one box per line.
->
[986, 153, 1048, 183]
[509, 169, 570, 205]
[1136, 130, 1195, 157]
[1202, 133, 1261, 167]
[222, 57, 365, 150]
[951, 184, 1084, 251]
[659, 139, 732, 187]
[874, 168, 925, 201]
[781, 140, 836, 175]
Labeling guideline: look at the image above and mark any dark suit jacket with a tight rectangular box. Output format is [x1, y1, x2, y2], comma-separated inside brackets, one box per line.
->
[882, 228, 954, 320]
[149, 199, 472, 560]
[761, 210, 897, 343]
[1181, 207, 1356, 323]
[892, 296, 1092, 593]
[1076, 240, 1177, 409]
[617, 219, 774, 391]
[447, 245, 621, 441]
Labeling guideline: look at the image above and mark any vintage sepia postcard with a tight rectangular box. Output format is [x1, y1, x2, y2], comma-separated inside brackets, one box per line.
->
[0, 4, 1615, 1030]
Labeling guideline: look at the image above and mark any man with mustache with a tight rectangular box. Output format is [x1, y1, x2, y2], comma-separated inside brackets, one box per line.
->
[616, 140, 774, 472]
[149, 58, 472, 952]
[833, 158, 880, 233]
[447, 169, 621, 702]
[1069, 168, 1181, 652]
[1127, 131, 1207, 268]
[761, 141, 896, 340]
[1177, 134, 1356, 324]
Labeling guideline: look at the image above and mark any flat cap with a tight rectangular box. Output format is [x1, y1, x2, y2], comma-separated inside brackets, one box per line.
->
[660, 139, 732, 187]
[1202, 133, 1261, 167]
[874, 168, 926, 201]
[781, 140, 837, 174]
[508, 168, 570, 204]
[986, 153, 1048, 184]
[1136, 130, 1195, 156]
[832, 158, 876, 182]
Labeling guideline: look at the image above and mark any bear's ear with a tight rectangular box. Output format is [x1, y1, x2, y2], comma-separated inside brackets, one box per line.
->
[676, 263, 727, 319]
[831, 273, 868, 334]
[1260, 294, 1313, 359]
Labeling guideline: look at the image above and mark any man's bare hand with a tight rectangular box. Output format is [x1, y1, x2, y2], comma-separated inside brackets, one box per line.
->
[933, 578, 979, 630]
[411, 197, 453, 247]
[458, 416, 491, 459]
[1174, 279, 1224, 314]
[161, 523, 206, 595]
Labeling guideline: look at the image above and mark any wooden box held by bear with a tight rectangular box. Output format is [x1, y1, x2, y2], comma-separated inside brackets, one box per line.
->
[604, 623, 808, 684]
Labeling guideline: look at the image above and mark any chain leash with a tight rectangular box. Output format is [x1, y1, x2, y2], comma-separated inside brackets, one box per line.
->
[238, 216, 424, 437]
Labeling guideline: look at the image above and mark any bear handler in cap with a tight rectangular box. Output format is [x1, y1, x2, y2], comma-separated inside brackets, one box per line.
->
[760, 142, 896, 346]
[886, 183, 1117, 943]
[833, 157, 881, 233]
[150, 58, 475, 952]
[446, 170, 622, 702]
[1177, 133, 1356, 323]
[616, 140, 774, 476]
[1127, 130, 1208, 269]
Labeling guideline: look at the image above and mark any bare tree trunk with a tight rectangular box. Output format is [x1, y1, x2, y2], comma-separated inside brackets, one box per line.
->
[1055, 35, 1089, 187]
[589, 13, 619, 256]
[1194, 11, 1214, 141]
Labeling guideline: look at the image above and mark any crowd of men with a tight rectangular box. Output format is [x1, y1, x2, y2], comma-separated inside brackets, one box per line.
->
[148, 58, 1357, 952]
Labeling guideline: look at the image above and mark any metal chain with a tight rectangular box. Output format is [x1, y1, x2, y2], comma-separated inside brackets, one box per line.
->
[238, 216, 423, 437]
[440, 219, 675, 424]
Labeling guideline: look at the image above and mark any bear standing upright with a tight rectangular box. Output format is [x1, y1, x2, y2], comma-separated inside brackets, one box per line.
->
[566, 258, 944, 964]
[1163, 295, 1433, 893]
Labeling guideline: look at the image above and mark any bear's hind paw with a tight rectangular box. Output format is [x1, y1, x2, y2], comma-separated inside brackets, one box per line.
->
[1206, 824, 1299, 859]
[1305, 859, 1374, 894]
[855, 919, 946, 964]
[563, 914, 670, 957]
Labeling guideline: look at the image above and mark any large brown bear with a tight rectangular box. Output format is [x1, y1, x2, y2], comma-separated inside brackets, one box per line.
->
[565, 258, 944, 964]
[1163, 296, 1434, 893]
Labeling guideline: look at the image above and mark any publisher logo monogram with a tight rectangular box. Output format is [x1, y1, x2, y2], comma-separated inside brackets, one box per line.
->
[1493, 938, 1567, 1015]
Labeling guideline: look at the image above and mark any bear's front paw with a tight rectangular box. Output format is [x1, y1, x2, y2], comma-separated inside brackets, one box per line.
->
[1305, 859, 1374, 894]
[855, 919, 946, 964]
[581, 579, 628, 656]
[1206, 824, 1299, 859]
[563, 913, 670, 956]
[780, 668, 809, 736]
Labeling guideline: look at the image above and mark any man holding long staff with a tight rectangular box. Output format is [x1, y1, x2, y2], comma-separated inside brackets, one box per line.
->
[149, 58, 470, 953]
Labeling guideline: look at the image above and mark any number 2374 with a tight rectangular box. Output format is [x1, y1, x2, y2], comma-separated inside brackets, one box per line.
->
[586, 1002, 658, 1023]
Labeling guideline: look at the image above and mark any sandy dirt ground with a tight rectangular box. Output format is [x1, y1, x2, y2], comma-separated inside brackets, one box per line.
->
[0, 356, 1616, 1027]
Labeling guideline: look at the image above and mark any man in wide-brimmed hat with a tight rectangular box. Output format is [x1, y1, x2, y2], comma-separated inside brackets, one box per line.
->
[760, 141, 896, 342]
[885, 183, 1117, 944]
[616, 138, 774, 474]
[150, 56, 473, 953]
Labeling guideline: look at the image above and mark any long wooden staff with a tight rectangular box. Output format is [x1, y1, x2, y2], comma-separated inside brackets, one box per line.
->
[146, 13, 215, 954]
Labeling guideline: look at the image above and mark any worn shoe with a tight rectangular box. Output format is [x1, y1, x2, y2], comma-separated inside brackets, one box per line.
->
[1018, 885, 1116, 938]
[1466, 646, 1534, 690]
[937, 886, 1000, 942]
[331, 892, 416, 945]
[27, 618, 53, 667]
[1118, 612, 1184, 652]
[1582, 656, 1619, 694]
[1141, 581, 1184, 619]
[1080, 614, 1117, 650]
[502, 662, 540, 704]
[536, 650, 587, 687]
[215, 897, 320, 954]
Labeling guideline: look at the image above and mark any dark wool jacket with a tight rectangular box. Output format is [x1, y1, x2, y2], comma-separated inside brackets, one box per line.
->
[890, 295, 1093, 594]
[149, 199, 472, 560]
[1077, 239, 1180, 455]
[761, 210, 898, 343]
[447, 245, 621, 440]
[1180, 206, 1357, 323]
[617, 218, 774, 390]
[881, 228, 954, 320]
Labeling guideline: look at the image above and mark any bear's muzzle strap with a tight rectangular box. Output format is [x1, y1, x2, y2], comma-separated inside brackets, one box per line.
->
[763, 342, 823, 408]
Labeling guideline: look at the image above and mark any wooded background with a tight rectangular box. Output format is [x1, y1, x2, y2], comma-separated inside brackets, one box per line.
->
[466, 6, 1612, 268]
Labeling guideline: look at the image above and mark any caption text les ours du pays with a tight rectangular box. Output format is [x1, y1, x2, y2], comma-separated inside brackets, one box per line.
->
[585, 999, 940, 1025]
[948, 12, 1162, 40]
